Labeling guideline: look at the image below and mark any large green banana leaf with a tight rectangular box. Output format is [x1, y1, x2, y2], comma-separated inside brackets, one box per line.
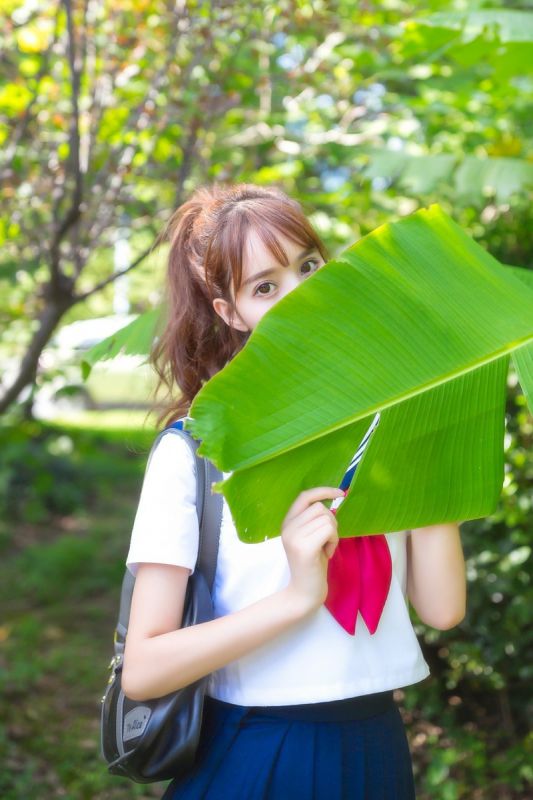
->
[186, 206, 533, 543]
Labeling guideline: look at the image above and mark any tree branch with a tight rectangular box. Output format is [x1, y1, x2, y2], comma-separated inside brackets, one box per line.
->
[73, 242, 155, 303]
[49, 0, 85, 291]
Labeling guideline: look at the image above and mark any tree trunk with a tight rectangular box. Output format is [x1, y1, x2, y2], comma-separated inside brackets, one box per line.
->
[0, 298, 74, 415]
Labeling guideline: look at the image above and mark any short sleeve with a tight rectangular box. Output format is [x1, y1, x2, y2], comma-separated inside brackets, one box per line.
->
[126, 433, 200, 577]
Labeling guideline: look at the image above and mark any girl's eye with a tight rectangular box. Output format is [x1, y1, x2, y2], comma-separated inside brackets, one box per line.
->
[300, 258, 320, 276]
[254, 281, 276, 296]
[250, 258, 320, 297]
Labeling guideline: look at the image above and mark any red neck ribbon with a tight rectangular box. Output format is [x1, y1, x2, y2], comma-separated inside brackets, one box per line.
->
[325, 496, 392, 635]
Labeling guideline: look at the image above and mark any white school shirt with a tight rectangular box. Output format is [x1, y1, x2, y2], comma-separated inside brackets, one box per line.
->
[126, 433, 430, 706]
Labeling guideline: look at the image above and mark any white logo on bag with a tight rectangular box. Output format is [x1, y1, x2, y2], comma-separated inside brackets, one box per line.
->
[123, 706, 151, 741]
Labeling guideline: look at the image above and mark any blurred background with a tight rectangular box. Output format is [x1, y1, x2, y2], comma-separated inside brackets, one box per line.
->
[0, 0, 531, 797]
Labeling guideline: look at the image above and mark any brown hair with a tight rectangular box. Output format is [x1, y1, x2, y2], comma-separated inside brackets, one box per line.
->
[150, 182, 329, 428]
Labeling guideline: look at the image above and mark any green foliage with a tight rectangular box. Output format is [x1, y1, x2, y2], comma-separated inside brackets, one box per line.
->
[404, 377, 533, 798]
[0, 2, 532, 797]
[0, 424, 89, 524]
[2, 0, 533, 412]
[0, 417, 154, 529]
[0, 420, 159, 799]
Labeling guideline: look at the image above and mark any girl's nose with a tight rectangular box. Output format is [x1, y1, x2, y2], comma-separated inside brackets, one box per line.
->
[279, 273, 301, 298]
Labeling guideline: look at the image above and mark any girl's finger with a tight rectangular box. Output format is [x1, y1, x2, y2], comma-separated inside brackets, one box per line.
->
[285, 487, 344, 522]
[290, 501, 336, 528]
[323, 538, 338, 559]
[304, 518, 339, 549]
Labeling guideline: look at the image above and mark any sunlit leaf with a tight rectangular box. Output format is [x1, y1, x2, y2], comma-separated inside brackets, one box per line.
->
[455, 157, 533, 204]
[412, 10, 533, 44]
[364, 150, 533, 203]
[80, 309, 160, 379]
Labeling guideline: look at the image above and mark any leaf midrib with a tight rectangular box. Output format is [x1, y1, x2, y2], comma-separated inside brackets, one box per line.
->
[226, 336, 529, 472]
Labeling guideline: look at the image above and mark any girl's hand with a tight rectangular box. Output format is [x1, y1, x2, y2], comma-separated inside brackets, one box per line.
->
[281, 487, 344, 615]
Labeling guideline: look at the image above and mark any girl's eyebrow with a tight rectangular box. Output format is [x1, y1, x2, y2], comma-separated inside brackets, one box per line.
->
[242, 247, 318, 287]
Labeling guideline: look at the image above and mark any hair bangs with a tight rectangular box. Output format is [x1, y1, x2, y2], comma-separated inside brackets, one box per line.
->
[222, 198, 328, 294]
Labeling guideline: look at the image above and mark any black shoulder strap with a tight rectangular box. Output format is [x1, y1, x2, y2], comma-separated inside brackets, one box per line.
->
[114, 427, 223, 652]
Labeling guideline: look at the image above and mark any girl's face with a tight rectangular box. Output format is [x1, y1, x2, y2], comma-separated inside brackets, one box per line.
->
[213, 229, 325, 332]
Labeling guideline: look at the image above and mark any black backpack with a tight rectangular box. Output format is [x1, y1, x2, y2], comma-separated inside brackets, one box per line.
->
[100, 423, 223, 783]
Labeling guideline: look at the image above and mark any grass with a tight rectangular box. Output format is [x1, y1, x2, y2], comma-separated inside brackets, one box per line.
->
[0, 419, 164, 798]
[46, 408, 158, 433]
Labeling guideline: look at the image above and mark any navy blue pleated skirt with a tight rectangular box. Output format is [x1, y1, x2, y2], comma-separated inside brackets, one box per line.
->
[162, 691, 416, 799]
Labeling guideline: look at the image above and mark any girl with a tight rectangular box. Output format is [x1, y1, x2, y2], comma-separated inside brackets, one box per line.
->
[123, 183, 466, 799]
